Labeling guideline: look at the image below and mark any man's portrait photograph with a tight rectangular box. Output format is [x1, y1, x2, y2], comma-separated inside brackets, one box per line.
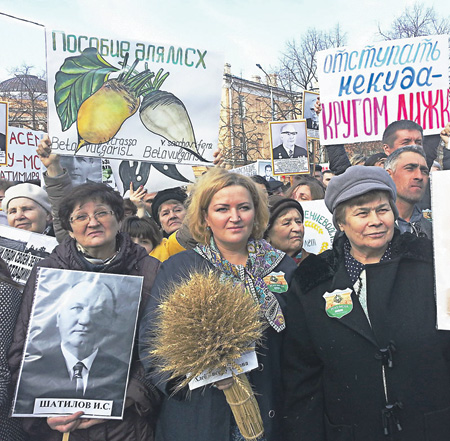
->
[303, 91, 320, 139]
[258, 162, 276, 182]
[59, 156, 103, 186]
[12, 268, 143, 419]
[269, 120, 309, 175]
[0, 101, 8, 164]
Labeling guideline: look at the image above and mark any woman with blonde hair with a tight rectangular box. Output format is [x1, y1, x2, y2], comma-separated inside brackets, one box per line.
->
[139, 167, 296, 441]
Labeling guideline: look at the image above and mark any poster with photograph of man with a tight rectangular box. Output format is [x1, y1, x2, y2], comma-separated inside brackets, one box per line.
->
[0, 101, 8, 165]
[0, 225, 58, 285]
[303, 91, 320, 139]
[12, 268, 143, 419]
[269, 120, 309, 175]
[258, 161, 279, 182]
[230, 160, 280, 182]
[57, 156, 103, 186]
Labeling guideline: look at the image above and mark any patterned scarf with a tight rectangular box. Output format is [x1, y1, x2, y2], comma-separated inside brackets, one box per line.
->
[194, 237, 286, 332]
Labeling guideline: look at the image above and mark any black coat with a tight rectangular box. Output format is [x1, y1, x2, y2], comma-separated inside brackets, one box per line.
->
[8, 233, 161, 441]
[282, 232, 450, 441]
[139, 249, 297, 441]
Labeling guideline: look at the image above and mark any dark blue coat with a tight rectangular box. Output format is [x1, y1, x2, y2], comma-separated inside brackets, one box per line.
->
[139, 249, 296, 441]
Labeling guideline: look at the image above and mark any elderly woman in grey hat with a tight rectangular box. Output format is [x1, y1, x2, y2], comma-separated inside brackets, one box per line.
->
[2, 183, 53, 235]
[282, 166, 450, 441]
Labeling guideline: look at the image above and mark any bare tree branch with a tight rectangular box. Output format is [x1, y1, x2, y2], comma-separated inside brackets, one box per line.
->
[378, 2, 450, 40]
[276, 24, 347, 92]
[0, 64, 47, 131]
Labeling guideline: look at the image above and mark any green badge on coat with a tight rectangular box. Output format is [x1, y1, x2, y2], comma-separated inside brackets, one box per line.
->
[263, 271, 288, 293]
[323, 288, 353, 319]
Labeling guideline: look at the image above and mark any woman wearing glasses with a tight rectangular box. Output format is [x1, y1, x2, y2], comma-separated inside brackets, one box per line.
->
[8, 182, 161, 441]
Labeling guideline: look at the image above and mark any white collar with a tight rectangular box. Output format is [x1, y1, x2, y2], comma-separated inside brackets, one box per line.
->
[61, 344, 99, 379]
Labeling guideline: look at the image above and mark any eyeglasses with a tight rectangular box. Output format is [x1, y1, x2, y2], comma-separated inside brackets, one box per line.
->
[281, 131, 297, 136]
[70, 210, 114, 225]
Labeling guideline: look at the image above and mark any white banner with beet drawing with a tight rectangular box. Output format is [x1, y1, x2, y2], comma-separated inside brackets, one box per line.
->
[45, 29, 223, 165]
[317, 35, 449, 145]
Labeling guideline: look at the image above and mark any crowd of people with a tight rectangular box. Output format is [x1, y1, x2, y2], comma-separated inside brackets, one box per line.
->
[0, 113, 448, 441]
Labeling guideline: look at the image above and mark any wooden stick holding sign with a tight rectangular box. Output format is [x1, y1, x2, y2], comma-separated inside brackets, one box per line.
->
[62, 433, 70, 441]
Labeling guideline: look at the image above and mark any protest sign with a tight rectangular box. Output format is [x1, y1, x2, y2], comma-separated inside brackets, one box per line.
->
[109, 159, 195, 195]
[0, 225, 57, 285]
[431, 170, 450, 329]
[317, 35, 449, 145]
[59, 156, 103, 185]
[45, 29, 223, 165]
[12, 268, 143, 419]
[303, 90, 320, 139]
[0, 102, 8, 165]
[230, 159, 280, 181]
[269, 120, 309, 175]
[301, 199, 336, 254]
[230, 162, 258, 176]
[0, 127, 42, 182]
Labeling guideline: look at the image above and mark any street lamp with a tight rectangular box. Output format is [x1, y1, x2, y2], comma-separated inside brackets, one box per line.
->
[256, 64, 275, 121]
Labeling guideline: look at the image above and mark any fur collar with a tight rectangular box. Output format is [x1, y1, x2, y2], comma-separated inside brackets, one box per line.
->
[295, 231, 433, 294]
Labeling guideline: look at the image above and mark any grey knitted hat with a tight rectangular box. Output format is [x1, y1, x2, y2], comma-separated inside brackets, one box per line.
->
[325, 166, 398, 228]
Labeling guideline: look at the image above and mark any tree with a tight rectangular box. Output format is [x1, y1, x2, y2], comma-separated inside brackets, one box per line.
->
[0, 64, 47, 131]
[276, 24, 347, 93]
[345, 141, 383, 161]
[219, 66, 303, 167]
[378, 2, 450, 39]
[219, 73, 270, 166]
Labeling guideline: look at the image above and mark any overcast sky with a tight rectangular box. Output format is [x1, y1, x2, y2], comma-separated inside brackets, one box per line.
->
[0, 0, 449, 81]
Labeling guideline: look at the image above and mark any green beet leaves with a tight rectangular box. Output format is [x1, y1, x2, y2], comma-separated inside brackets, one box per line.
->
[54, 48, 119, 131]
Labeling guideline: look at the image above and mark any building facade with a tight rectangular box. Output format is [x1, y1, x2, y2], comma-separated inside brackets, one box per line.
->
[219, 64, 302, 168]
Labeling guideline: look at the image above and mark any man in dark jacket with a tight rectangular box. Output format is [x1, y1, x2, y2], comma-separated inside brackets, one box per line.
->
[273, 124, 307, 159]
[14, 282, 128, 417]
[385, 146, 432, 239]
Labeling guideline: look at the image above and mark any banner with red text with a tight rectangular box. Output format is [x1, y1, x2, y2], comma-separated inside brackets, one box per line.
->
[317, 35, 449, 145]
[0, 127, 43, 182]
